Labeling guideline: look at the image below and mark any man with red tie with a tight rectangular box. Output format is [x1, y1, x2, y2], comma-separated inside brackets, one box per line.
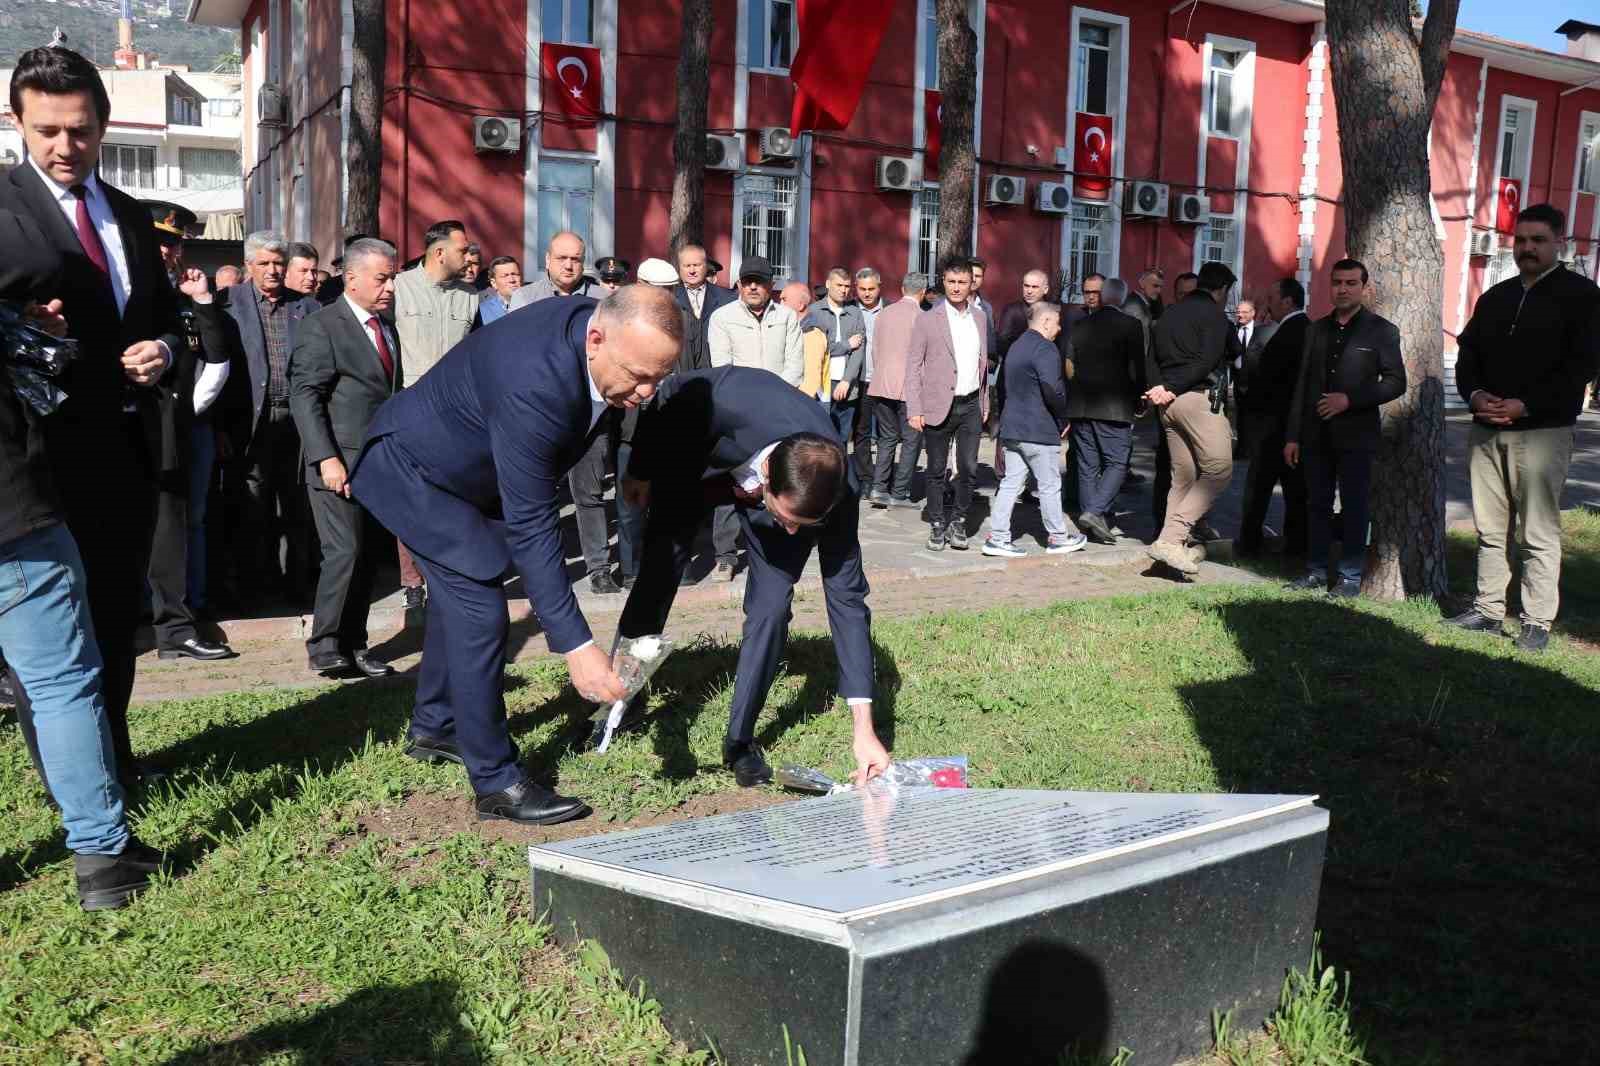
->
[289, 239, 403, 678]
[1, 44, 186, 789]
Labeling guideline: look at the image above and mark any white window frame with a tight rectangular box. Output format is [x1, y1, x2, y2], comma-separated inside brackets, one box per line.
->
[1066, 200, 1114, 297]
[1491, 95, 1537, 215]
[1200, 214, 1238, 271]
[536, 156, 597, 256]
[1205, 48, 1244, 138]
[732, 0, 812, 282]
[1573, 113, 1599, 198]
[543, 0, 594, 45]
[739, 170, 800, 283]
[100, 142, 156, 191]
[747, 0, 798, 75]
[911, 183, 941, 278]
[1194, 34, 1255, 285]
[1059, 9, 1128, 295]
[1075, 22, 1113, 117]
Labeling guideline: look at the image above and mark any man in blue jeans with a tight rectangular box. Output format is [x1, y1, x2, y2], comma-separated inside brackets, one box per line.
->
[0, 206, 168, 910]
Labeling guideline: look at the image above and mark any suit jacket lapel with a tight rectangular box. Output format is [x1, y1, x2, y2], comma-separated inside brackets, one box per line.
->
[937, 304, 955, 366]
[337, 298, 391, 388]
[9, 165, 80, 256]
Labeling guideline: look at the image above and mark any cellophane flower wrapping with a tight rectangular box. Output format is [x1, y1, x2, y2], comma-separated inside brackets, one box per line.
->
[776, 756, 969, 795]
[0, 301, 79, 416]
[588, 634, 676, 751]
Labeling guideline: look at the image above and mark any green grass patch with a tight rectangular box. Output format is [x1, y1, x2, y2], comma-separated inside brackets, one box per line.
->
[3, 579, 1597, 1062]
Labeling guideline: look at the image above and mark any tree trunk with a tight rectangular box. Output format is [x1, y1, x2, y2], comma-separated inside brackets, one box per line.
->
[934, 0, 977, 261]
[1324, 0, 1460, 600]
[346, 0, 386, 241]
[669, 0, 712, 252]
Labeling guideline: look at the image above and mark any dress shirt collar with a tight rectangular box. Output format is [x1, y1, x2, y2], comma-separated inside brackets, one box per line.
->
[944, 299, 975, 322]
[345, 293, 384, 330]
[27, 155, 102, 202]
[1279, 309, 1306, 324]
[734, 442, 782, 494]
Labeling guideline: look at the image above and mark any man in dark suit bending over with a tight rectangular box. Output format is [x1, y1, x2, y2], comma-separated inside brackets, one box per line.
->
[617, 366, 892, 788]
[350, 286, 683, 824]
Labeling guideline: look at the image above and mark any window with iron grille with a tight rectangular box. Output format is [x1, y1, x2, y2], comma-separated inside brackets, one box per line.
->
[1067, 201, 1111, 296]
[742, 174, 796, 281]
[913, 185, 940, 278]
[1201, 215, 1237, 271]
[180, 148, 241, 191]
[100, 143, 156, 191]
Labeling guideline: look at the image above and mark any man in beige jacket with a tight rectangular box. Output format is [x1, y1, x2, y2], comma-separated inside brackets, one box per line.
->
[708, 256, 804, 387]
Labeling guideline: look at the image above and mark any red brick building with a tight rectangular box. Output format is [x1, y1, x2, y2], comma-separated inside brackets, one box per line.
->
[188, 0, 1600, 347]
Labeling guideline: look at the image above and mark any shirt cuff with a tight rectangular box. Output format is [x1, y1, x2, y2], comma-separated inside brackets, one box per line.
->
[846, 698, 872, 707]
[155, 340, 174, 373]
[566, 639, 594, 655]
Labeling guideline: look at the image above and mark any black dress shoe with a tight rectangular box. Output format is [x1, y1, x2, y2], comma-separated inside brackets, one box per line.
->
[352, 650, 394, 678]
[76, 839, 170, 911]
[1444, 609, 1502, 632]
[722, 739, 772, 788]
[590, 569, 623, 595]
[157, 636, 237, 661]
[1079, 512, 1117, 545]
[405, 734, 464, 766]
[309, 650, 354, 676]
[474, 779, 591, 824]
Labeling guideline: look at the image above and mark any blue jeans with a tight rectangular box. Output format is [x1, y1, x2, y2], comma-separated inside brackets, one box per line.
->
[990, 440, 1071, 542]
[186, 419, 216, 610]
[0, 523, 128, 855]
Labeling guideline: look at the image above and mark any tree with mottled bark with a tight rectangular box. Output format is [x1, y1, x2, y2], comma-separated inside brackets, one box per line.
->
[669, 0, 712, 252]
[346, 0, 386, 241]
[934, 0, 977, 261]
[1324, 0, 1460, 599]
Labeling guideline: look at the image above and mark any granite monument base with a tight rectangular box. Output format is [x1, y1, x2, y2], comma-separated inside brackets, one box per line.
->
[528, 789, 1327, 1066]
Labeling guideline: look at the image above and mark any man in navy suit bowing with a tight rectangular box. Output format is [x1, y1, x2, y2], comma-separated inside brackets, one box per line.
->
[617, 366, 892, 788]
[350, 286, 684, 824]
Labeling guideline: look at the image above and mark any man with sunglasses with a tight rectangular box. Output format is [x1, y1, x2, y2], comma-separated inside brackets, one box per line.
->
[617, 366, 891, 789]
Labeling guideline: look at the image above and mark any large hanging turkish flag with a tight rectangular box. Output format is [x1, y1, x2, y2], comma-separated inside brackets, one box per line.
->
[1495, 176, 1522, 234]
[789, 0, 897, 134]
[925, 90, 942, 176]
[542, 43, 603, 124]
[1073, 113, 1113, 201]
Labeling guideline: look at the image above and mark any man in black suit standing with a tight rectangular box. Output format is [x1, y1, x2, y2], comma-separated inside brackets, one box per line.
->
[1236, 278, 1311, 558]
[617, 367, 892, 789]
[289, 239, 403, 678]
[1063, 277, 1147, 544]
[1284, 259, 1406, 597]
[1, 45, 186, 786]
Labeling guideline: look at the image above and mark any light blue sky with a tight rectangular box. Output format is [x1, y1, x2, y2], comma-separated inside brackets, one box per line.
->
[1442, 0, 1581, 52]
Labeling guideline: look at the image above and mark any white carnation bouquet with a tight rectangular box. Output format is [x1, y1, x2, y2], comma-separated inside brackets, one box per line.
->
[588, 634, 676, 752]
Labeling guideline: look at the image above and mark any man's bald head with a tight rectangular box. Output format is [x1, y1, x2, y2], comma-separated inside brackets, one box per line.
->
[586, 284, 684, 409]
[546, 230, 586, 293]
[779, 282, 812, 314]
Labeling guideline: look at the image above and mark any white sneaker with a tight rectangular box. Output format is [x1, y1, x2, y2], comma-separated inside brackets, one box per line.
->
[981, 536, 1027, 558]
[1047, 533, 1088, 554]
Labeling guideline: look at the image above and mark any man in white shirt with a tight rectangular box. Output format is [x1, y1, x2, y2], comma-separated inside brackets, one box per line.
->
[905, 257, 991, 550]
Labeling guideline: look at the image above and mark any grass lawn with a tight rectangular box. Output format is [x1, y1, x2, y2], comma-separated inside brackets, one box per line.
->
[4, 570, 1598, 1063]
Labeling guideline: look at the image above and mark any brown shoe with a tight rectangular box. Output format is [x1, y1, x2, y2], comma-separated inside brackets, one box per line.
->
[1147, 539, 1200, 575]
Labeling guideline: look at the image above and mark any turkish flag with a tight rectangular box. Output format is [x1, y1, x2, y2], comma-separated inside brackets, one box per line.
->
[542, 43, 603, 125]
[1074, 113, 1113, 201]
[789, 0, 896, 134]
[1495, 177, 1522, 234]
[925, 90, 942, 176]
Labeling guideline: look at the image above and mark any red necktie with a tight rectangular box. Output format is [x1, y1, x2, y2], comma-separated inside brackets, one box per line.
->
[70, 184, 111, 279]
[366, 315, 395, 381]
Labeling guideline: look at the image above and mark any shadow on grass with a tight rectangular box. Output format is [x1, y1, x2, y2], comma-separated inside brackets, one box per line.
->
[1183, 597, 1599, 1064]
[156, 979, 481, 1065]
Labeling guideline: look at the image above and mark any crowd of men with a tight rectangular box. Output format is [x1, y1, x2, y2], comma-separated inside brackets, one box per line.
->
[2, 43, 1598, 910]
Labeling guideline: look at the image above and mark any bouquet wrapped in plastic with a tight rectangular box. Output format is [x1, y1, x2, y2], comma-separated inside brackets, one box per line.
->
[0, 300, 79, 416]
[587, 634, 677, 752]
[776, 756, 969, 795]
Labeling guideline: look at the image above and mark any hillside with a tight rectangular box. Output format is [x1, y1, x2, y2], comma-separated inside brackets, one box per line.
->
[0, 1, 237, 74]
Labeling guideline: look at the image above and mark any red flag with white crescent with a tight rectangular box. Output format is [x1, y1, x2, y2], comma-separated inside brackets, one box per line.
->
[1074, 113, 1113, 201]
[542, 43, 603, 124]
[1495, 177, 1522, 234]
[925, 90, 942, 176]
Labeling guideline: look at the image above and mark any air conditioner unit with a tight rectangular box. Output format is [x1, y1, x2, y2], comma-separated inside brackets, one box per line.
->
[472, 115, 521, 154]
[257, 82, 285, 127]
[758, 126, 799, 162]
[705, 133, 743, 172]
[1123, 180, 1169, 220]
[1035, 181, 1071, 214]
[985, 174, 1026, 206]
[1469, 229, 1497, 257]
[876, 155, 922, 192]
[1171, 191, 1209, 224]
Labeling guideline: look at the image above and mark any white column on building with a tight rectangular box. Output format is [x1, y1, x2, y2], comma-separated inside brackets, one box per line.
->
[1296, 22, 1328, 292]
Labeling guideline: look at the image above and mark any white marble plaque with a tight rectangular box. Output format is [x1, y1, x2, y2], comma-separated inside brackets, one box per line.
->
[530, 789, 1316, 915]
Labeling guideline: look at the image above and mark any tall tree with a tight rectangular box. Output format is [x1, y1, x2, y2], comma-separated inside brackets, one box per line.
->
[934, 0, 977, 261]
[669, 0, 713, 251]
[346, 0, 386, 240]
[1324, 0, 1460, 599]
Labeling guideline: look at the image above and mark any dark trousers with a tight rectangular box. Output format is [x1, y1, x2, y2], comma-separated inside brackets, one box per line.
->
[850, 393, 874, 482]
[14, 415, 154, 784]
[712, 504, 741, 564]
[620, 491, 863, 744]
[238, 406, 312, 597]
[1238, 414, 1307, 555]
[615, 440, 646, 581]
[148, 454, 199, 649]
[407, 551, 523, 796]
[305, 485, 380, 654]
[923, 391, 982, 529]
[567, 431, 611, 576]
[1152, 426, 1170, 529]
[1303, 445, 1374, 582]
[1070, 419, 1134, 518]
[872, 397, 921, 499]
